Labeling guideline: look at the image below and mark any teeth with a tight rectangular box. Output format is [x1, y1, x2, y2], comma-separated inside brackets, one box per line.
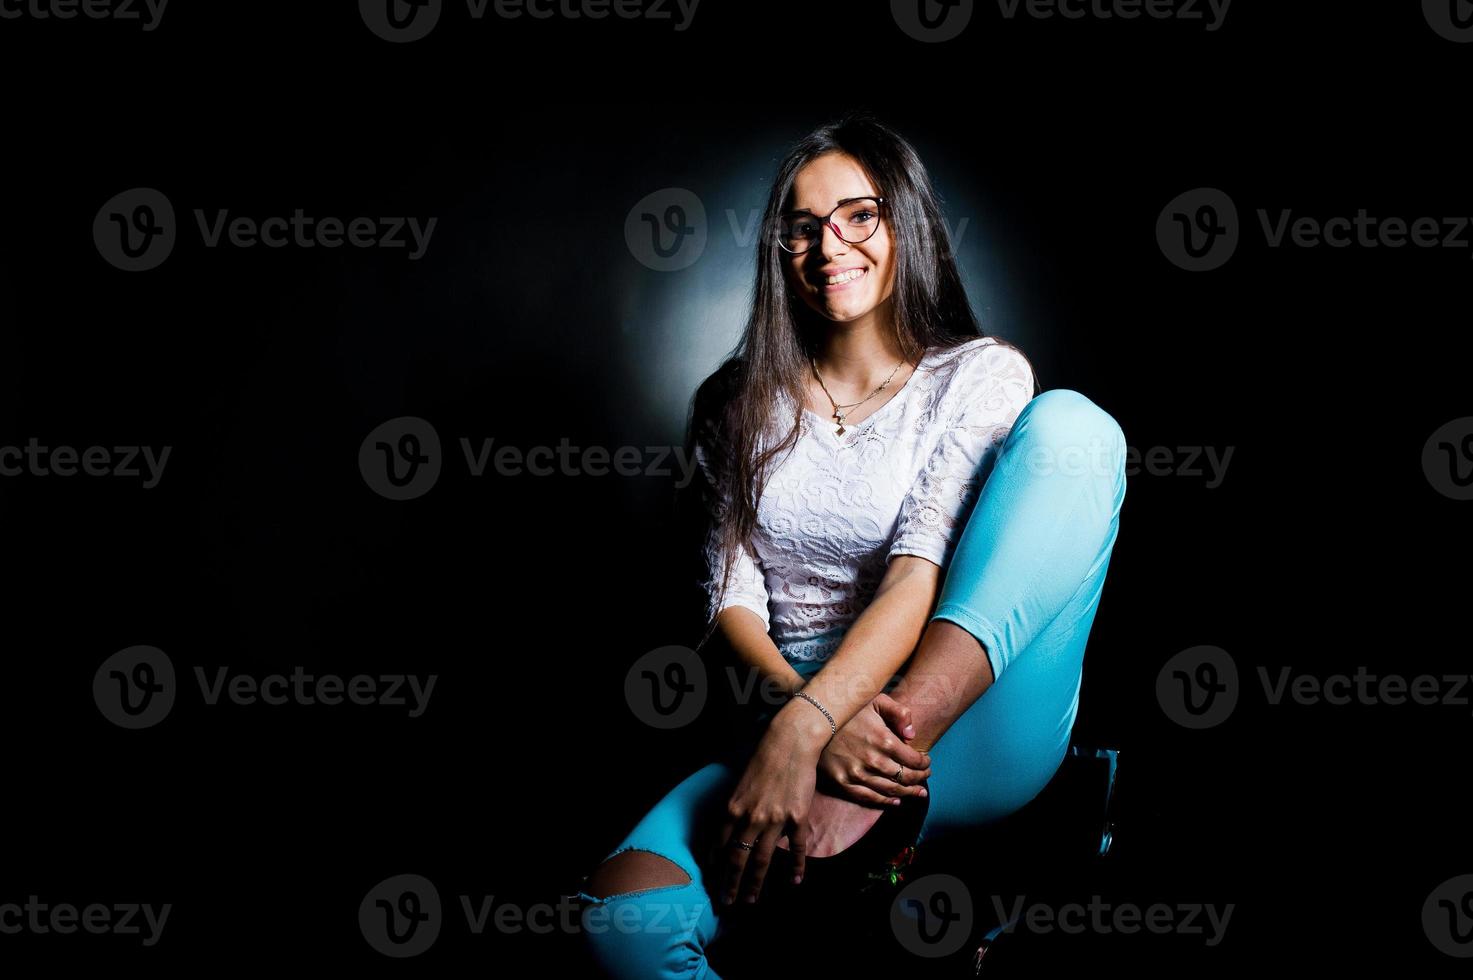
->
[825, 268, 866, 285]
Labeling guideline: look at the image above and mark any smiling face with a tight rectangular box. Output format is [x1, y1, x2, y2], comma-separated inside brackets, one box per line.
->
[780, 151, 896, 325]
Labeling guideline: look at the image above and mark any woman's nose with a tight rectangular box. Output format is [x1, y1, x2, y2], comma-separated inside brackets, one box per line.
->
[819, 221, 848, 258]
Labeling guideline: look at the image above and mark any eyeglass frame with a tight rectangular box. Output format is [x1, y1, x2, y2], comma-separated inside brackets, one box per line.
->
[775, 196, 888, 254]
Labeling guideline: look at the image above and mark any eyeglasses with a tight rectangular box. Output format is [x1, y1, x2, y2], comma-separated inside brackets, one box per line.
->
[777, 196, 886, 254]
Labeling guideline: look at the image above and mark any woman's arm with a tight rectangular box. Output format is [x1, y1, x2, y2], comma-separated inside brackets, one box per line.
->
[715, 605, 807, 700]
[762, 554, 942, 757]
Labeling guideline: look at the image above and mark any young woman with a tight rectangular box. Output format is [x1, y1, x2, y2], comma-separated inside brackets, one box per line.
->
[570, 111, 1127, 978]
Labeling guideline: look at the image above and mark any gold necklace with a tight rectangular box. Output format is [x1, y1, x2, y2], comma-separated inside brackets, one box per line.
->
[809, 355, 906, 437]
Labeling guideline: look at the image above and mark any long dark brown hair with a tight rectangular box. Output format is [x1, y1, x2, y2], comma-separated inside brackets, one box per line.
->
[685, 110, 1037, 654]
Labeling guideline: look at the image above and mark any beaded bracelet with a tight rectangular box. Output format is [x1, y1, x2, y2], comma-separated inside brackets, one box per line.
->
[791, 691, 836, 735]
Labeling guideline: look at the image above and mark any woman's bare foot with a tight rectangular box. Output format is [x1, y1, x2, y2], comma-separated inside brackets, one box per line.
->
[775, 788, 888, 858]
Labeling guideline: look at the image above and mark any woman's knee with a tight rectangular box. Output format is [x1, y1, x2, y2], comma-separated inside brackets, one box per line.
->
[1014, 388, 1126, 485]
[575, 849, 717, 980]
[583, 848, 693, 901]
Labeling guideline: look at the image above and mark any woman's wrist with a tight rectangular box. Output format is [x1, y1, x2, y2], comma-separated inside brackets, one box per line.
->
[769, 693, 836, 760]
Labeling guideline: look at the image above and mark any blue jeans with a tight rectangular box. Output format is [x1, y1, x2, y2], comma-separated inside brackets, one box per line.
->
[570, 388, 1128, 979]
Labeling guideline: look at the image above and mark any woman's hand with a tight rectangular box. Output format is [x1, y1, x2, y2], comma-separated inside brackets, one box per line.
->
[708, 713, 822, 905]
[817, 692, 932, 806]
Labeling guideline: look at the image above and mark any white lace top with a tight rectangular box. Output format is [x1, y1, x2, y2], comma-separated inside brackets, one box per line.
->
[696, 336, 1037, 665]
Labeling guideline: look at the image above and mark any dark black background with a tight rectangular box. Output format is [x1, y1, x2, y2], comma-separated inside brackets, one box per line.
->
[1, 0, 1468, 974]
